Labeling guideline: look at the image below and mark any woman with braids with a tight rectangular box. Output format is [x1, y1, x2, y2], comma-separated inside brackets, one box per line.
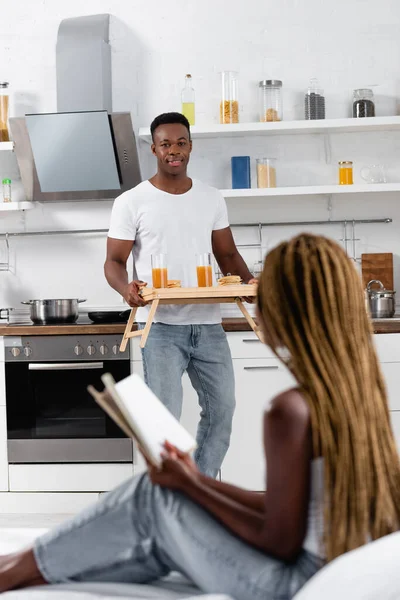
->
[0, 233, 399, 600]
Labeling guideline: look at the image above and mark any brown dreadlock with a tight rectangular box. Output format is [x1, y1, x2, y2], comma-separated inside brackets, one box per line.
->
[257, 233, 400, 562]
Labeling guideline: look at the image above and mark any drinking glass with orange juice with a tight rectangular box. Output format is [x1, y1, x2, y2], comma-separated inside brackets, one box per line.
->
[151, 254, 168, 288]
[197, 253, 213, 287]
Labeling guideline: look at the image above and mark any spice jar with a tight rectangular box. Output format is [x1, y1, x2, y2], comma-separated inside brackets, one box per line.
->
[257, 158, 277, 188]
[259, 80, 282, 122]
[220, 71, 239, 124]
[353, 89, 375, 118]
[2, 178, 11, 202]
[338, 161, 353, 185]
[0, 83, 9, 142]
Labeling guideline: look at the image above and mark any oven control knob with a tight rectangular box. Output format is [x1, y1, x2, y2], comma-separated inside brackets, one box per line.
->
[99, 344, 108, 355]
[74, 344, 83, 356]
[11, 347, 21, 357]
[112, 344, 120, 355]
[23, 346, 32, 357]
[87, 344, 96, 356]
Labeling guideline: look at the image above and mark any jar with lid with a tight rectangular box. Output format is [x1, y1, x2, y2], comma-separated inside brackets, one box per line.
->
[259, 80, 282, 122]
[353, 89, 375, 118]
[305, 78, 325, 120]
[0, 82, 9, 142]
[220, 71, 239, 124]
[338, 161, 353, 185]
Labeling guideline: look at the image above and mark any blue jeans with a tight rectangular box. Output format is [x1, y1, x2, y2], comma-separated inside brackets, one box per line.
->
[139, 323, 235, 478]
[34, 474, 322, 600]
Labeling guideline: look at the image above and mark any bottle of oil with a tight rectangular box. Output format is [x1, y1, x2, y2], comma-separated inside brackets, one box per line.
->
[181, 74, 195, 126]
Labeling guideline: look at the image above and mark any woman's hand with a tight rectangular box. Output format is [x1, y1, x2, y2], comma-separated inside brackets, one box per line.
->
[147, 442, 200, 491]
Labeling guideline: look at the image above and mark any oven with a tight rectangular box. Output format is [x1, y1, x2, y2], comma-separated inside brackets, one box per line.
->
[4, 335, 132, 463]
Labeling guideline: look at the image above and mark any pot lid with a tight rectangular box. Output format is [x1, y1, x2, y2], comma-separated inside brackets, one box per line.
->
[367, 280, 395, 295]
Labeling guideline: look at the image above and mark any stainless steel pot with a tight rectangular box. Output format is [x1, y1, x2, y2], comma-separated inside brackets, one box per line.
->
[366, 280, 395, 319]
[21, 299, 86, 325]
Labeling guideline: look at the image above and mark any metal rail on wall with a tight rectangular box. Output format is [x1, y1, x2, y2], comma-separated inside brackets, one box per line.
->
[0, 217, 393, 267]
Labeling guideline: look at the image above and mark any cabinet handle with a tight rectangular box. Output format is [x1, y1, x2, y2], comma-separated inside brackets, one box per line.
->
[242, 339, 260, 343]
[243, 366, 279, 371]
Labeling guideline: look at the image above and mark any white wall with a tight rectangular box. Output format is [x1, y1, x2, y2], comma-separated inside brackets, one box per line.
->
[1, 0, 400, 309]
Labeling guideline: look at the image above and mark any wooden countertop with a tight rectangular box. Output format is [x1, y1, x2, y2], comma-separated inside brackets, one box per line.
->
[0, 317, 398, 336]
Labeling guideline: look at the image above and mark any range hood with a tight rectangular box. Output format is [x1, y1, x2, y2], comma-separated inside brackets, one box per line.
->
[9, 14, 141, 202]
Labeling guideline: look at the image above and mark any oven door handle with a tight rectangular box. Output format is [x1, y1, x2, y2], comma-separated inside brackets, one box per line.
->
[28, 362, 104, 371]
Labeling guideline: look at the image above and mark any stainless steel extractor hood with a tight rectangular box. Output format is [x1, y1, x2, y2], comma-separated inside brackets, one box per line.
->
[9, 14, 142, 202]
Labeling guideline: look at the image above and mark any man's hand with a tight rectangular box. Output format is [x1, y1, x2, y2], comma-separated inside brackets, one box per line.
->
[147, 442, 199, 492]
[242, 277, 259, 304]
[123, 280, 148, 307]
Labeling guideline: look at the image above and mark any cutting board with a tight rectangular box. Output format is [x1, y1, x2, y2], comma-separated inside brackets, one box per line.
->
[361, 253, 394, 290]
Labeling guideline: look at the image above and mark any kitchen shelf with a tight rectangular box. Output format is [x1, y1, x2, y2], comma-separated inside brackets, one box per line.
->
[138, 116, 400, 143]
[0, 202, 34, 212]
[222, 183, 400, 199]
[0, 142, 14, 151]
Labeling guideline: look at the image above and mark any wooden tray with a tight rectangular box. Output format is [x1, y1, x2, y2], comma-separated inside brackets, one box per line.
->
[120, 284, 259, 350]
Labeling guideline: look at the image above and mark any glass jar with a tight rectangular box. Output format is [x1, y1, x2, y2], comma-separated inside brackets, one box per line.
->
[338, 161, 353, 185]
[0, 82, 9, 142]
[353, 89, 375, 118]
[2, 178, 11, 203]
[259, 80, 282, 122]
[181, 74, 195, 126]
[220, 71, 239, 124]
[305, 78, 325, 120]
[256, 158, 277, 188]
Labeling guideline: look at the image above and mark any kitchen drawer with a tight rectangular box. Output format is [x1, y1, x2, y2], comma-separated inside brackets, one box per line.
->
[0, 492, 99, 514]
[9, 464, 134, 493]
[380, 363, 400, 410]
[373, 334, 400, 363]
[227, 332, 275, 359]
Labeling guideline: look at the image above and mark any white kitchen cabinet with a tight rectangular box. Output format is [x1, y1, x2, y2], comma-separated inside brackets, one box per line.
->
[373, 333, 400, 363]
[9, 464, 134, 493]
[379, 363, 400, 411]
[221, 358, 295, 491]
[390, 412, 400, 453]
[0, 492, 99, 514]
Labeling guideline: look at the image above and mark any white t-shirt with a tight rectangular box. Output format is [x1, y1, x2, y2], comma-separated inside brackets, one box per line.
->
[108, 179, 230, 325]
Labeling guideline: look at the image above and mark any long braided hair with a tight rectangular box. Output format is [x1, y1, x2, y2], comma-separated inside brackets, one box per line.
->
[257, 233, 400, 561]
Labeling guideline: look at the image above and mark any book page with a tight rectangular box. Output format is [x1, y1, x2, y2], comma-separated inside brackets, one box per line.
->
[101, 373, 197, 467]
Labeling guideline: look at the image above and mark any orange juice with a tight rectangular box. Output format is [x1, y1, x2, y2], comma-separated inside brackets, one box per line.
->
[338, 161, 353, 185]
[197, 265, 213, 287]
[152, 268, 168, 288]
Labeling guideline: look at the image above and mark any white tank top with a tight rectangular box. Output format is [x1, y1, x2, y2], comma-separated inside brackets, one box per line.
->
[302, 457, 325, 558]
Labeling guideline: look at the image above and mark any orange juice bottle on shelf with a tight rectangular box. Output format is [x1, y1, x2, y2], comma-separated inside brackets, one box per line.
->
[152, 268, 168, 288]
[197, 265, 213, 287]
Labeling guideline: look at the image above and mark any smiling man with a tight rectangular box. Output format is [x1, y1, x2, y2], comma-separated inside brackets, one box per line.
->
[105, 112, 256, 478]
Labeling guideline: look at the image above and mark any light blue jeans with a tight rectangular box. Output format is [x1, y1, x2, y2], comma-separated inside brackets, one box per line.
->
[34, 474, 322, 600]
[139, 323, 235, 478]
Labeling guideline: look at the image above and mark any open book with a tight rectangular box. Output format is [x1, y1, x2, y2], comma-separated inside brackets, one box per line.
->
[88, 373, 197, 467]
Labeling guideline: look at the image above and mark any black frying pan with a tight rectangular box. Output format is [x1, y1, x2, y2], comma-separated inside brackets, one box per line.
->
[88, 310, 130, 324]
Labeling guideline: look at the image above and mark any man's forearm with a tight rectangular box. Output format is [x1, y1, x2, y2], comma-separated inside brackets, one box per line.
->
[199, 473, 265, 513]
[218, 252, 253, 283]
[104, 259, 129, 297]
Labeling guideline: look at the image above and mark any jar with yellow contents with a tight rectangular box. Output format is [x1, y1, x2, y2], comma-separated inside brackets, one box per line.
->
[220, 71, 239, 124]
[338, 161, 353, 185]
